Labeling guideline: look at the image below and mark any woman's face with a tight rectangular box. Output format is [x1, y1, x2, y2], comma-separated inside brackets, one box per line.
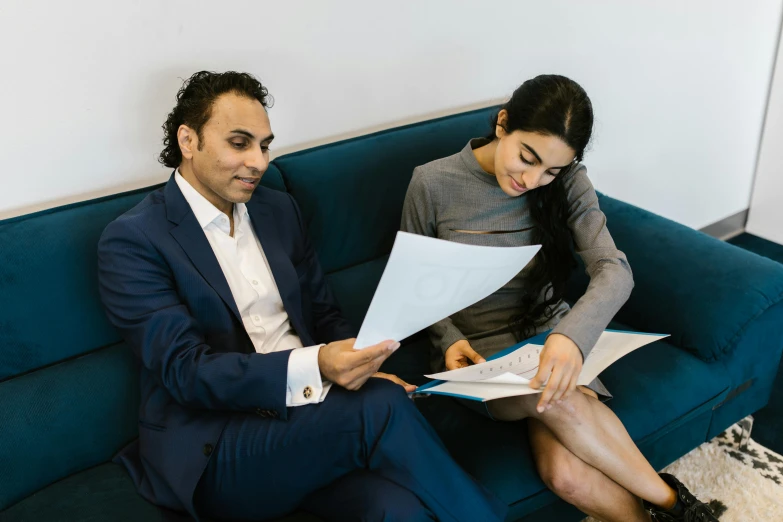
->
[493, 111, 577, 197]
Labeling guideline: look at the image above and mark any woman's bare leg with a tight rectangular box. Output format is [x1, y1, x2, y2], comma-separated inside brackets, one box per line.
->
[527, 391, 651, 521]
[489, 388, 676, 509]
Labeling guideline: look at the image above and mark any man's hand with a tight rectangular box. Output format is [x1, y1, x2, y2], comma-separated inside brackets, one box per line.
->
[371, 372, 417, 393]
[528, 333, 583, 413]
[444, 340, 486, 370]
[318, 338, 399, 390]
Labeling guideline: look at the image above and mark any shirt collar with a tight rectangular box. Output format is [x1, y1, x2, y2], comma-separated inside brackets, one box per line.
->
[460, 138, 500, 187]
[175, 170, 248, 231]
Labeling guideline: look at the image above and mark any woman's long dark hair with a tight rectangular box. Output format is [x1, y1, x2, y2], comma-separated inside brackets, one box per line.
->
[489, 75, 594, 341]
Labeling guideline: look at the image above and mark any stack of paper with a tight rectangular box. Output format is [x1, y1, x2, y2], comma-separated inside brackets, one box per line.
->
[416, 331, 668, 401]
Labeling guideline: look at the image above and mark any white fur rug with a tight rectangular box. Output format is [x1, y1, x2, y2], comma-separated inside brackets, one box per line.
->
[583, 417, 783, 521]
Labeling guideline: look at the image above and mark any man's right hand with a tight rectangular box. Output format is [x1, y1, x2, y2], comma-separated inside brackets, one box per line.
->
[444, 340, 486, 370]
[318, 338, 400, 390]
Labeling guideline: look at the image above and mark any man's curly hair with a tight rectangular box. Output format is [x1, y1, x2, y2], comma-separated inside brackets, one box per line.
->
[159, 71, 272, 168]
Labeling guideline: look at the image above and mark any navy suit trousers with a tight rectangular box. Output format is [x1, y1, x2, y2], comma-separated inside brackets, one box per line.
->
[194, 379, 506, 522]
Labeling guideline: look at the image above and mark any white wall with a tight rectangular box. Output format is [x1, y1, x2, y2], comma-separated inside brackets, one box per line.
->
[1, 0, 781, 228]
[747, 21, 783, 244]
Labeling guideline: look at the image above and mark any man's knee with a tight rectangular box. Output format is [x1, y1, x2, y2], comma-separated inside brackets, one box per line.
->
[350, 378, 426, 444]
[358, 377, 411, 410]
[315, 470, 434, 522]
[361, 494, 432, 522]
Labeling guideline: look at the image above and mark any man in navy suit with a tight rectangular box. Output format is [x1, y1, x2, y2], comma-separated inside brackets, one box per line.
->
[98, 71, 505, 522]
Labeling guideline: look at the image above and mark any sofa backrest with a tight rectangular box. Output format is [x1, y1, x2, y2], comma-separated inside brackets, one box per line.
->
[0, 166, 285, 509]
[274, 106, 500, 329]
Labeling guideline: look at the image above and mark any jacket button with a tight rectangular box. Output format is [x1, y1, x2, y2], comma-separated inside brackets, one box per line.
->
[203, 444, 213, 456]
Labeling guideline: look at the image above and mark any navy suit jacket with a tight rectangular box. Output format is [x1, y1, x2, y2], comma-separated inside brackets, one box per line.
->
[97, 175, 355, 518]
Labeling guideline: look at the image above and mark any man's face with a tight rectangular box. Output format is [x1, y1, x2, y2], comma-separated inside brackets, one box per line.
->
[178, 92, 274, 212]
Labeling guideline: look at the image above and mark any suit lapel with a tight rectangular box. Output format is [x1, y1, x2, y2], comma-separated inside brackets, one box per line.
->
[165, 175, 313, 346]
[165, 176, 242, 323]
[247, 198, 313, 346]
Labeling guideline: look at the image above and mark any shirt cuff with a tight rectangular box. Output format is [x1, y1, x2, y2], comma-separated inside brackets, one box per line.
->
[286, 345, 331, 407]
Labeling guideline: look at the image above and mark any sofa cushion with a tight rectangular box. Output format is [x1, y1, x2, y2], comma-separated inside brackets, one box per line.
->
[0, 463, 320, 522]
[275, 106, 500, 274]
[705, 299, 783, 439]
[0, 186, 156, 381]
[0, 343, 139, 510]
[0, 463, 187, 522]
[600, 336, 729, 442]
[261, 162, 287, 193]
[566, 194, 783, 363]
[325, 255, 389, 331]
[416, 333, 730, 508]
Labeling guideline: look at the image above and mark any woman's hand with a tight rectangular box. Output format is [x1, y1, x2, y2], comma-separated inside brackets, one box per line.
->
[528, 333, 583, 413]
[371, 372, 417, 393]
[444, 340, 486, 370]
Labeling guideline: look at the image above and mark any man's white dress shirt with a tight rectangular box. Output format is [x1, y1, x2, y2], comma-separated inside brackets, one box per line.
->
[175, 172, 330, 406]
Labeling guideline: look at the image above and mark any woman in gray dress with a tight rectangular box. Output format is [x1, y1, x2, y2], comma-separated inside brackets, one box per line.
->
[401, 75, 719, 522]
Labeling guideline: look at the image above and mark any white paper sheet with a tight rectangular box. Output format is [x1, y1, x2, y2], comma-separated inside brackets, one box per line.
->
[421, 380, 543, 401]
[417, 330, 668, 401]
[354, 232, 541, 349]
[425, 344, 544, 384]
[576, 331, 667, 385]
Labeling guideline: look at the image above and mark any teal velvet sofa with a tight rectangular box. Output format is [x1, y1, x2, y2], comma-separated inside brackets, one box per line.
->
[3, 107, 783, 522]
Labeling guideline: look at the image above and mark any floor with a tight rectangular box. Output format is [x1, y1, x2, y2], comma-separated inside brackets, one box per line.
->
[727, 233, 783, 455]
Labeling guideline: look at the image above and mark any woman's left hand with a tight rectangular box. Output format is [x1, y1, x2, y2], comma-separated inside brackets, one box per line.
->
[528, 334, 583, 413]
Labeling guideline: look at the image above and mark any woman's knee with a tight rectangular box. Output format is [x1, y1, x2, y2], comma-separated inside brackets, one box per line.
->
[529, 419, 593, 506]
[538, 389, 593, 426]
[486, 386, 596, 423]
[536, 450, 591, 505]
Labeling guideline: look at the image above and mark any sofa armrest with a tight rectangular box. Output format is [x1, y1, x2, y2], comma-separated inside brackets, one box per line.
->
[566, 194, 783, 362]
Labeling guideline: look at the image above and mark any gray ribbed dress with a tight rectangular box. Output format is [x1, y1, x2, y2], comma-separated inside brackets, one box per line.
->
[400, 139, 635, 399]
